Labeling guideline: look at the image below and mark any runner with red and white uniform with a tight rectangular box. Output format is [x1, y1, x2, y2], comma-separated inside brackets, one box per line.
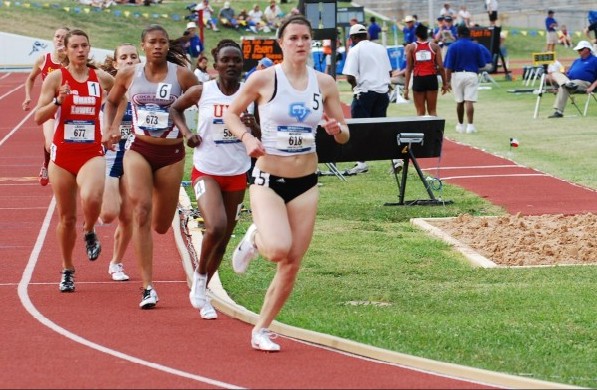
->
[23, 27, 69, 186]
[33, 29, 115, 293]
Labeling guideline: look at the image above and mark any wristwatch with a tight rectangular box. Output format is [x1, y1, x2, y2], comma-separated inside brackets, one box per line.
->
[52, 97, 62, 106]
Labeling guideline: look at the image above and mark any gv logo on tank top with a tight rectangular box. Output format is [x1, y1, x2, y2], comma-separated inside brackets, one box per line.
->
[289, 103, 310, 123]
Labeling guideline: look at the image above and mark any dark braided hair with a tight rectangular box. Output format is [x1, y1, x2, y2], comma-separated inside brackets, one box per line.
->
[210, 39, 242, 63]
[141, 24, 189, 67]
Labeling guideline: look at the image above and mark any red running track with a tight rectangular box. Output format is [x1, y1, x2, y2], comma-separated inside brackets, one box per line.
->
[418, 140, 597, 215]
[0, 74, 502, 388]
[0, 72, 504, 389]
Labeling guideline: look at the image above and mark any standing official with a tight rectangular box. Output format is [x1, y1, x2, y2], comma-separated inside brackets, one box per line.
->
[342, 23, 392, 175]
[444, 25, 488, 134]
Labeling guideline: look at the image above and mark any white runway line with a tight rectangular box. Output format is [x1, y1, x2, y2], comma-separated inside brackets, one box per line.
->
[17, 199, 244, 389]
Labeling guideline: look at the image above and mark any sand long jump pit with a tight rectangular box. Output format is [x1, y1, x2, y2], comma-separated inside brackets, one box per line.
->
[411, 213, 597, 268]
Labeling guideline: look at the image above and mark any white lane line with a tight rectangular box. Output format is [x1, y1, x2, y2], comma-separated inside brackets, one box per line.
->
[0, 73, 12, 80]
[0, 84, 24, 100]
[2, 280, 187, 287]
[423, 164, 522, 170]
[17, 196, 244, 390]
[440, 173, 547, 180]
[0, 109, 34, 148]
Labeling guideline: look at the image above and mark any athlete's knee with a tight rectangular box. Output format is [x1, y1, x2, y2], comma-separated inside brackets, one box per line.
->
[277, 259, 301, 282]
[59, 214, 77, 230]
[133, 203, 152, 228]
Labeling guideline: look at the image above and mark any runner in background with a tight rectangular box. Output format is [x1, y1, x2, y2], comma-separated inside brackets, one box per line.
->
[223, 15, 350, 351]
[33, 29, 114, 292]
[170, 39, 258, 320]
[99, 43, 141, 282]
[22, 27, 70, 186]
[103, 24, 198, 309]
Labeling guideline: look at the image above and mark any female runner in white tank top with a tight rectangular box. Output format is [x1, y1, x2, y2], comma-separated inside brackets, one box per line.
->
[170, 39, 259, 320]
[224, 15, 350, 351]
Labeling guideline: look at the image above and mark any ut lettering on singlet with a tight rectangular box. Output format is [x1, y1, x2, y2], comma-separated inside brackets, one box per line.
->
[276, 94, 320, 153]
[212, 104, 240, 145]
[64, 82, 100, 143]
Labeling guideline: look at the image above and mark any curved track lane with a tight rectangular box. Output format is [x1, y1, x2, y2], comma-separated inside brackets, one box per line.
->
[0, 72, 575, 389]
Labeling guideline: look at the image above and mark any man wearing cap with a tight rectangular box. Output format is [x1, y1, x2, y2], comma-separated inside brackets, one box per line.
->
[186, 22, 204, 71]
[434, 15, 457, 58]
[218, 1, 239, 29]
[342, 23, 392, 175]
[402, 15, 417, 45]
[548, 41, 597, 118]
[244, 57, 274, 81]
[443, 25, 490, 134]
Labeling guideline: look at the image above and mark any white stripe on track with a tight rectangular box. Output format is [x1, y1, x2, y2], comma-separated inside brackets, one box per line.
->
[441, 173, 547, 180]
[0, 73, 13, 81]
[0, 84, 24, 100]
[0, 109, 34, 148]
[17, 197, 244, 390]
[423, 164, 521, 170]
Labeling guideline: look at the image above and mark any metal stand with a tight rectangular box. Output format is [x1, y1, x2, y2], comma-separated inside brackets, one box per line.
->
[533, 64, 549, 119]
[479, 71, 500, 88]
[323, 162, 347, 181]
[384, 134, 452, 206]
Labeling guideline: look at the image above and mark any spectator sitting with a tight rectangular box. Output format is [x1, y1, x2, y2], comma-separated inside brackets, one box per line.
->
[457, 5, 471, 27]
[439, 2, 456, 18]
[548, 41, 597, 118]
[195, 0, 220, 32]
[219, 1, 240, 30]
[558, 25, 573, 48]
[248, 4, 266, 30]
[238, 8, 259, 34]
[194, 55, 215, 83]
[264, 0, 283, 29]
[546, 59, 565, 88]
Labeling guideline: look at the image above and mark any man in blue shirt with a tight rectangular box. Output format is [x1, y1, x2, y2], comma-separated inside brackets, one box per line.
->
[444, 25, 489, 134]
[185, 22, 204, 71]
[402, 15, 416, 45]
[368, 16, 382, 43]
[548, 41, 597, 118]
[545, 10, 558, 52]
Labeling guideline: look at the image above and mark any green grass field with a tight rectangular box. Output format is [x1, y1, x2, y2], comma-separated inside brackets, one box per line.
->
[2, 1, 596, 387]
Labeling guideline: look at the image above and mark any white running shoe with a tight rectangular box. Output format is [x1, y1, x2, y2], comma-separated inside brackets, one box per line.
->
[189, 271, 208, 309]
[251, 328, 280, 352]
[108, 263, 129, 281]
[232, 224, 259, 274]
[139, 286, 159, 309]
[199, 300, 218, 320]
[466, 124, 477, 134]
[344, 162, 369, 175]
[455, 123, 465, 133]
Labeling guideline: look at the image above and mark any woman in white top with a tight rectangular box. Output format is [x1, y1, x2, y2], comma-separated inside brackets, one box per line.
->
[170, 39, 259, 320]
[224, 14, 350, 352]
[193, 55, 213, 83]
[103, 24, 199, 309]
